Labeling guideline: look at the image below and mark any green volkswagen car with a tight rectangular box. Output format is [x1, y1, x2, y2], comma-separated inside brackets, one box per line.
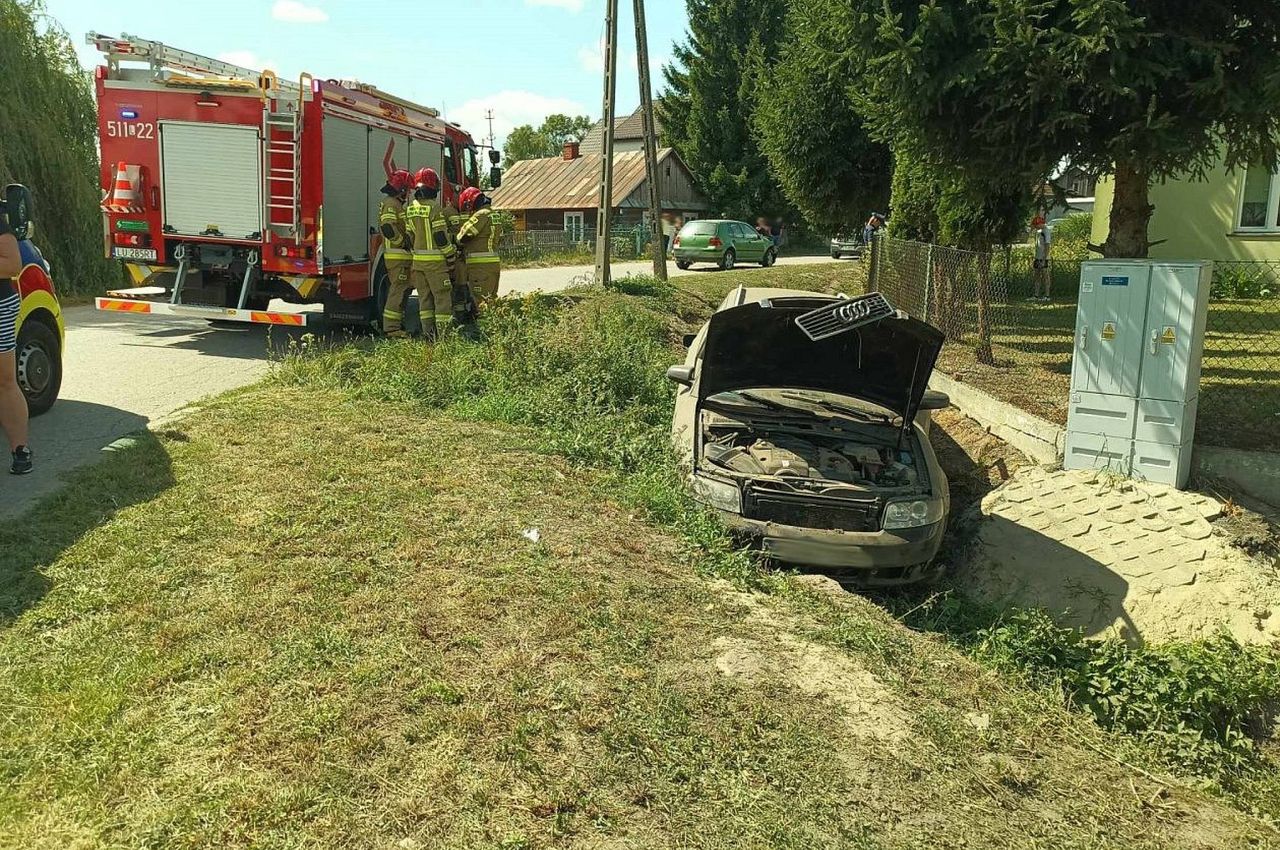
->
[673, 219, 777, 271]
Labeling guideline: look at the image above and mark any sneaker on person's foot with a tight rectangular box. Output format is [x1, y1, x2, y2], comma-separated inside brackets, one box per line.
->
[10, 446, 33, 475]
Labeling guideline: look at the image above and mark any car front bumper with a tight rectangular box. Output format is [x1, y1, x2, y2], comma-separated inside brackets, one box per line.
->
[830, 242, 861, 254]
[721, 513, 947, 585]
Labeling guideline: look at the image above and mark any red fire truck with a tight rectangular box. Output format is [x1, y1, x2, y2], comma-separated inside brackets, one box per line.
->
[88, 32, 498, 329]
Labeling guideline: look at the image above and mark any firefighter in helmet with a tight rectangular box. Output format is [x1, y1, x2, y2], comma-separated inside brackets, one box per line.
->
[456, 187, 501, 306]
[405, 167, 455, 340]
[378, 168, 415, 337]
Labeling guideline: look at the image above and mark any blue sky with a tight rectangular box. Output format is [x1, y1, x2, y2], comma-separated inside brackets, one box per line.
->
[45, 0, 688, 150]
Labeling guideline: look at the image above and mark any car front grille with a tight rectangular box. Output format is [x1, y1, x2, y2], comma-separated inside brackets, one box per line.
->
[743, 487, 880, 533]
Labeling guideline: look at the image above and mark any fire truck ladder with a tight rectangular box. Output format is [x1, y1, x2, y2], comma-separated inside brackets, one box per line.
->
[263, 74, 311, 241]
[86, 32, 301, 92]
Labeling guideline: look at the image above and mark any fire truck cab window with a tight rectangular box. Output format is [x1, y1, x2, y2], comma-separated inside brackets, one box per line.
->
[465, 147, 479, 186]
[443, 144, 457, 184]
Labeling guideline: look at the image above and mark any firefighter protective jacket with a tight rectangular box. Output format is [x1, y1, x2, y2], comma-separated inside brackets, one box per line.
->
[405, 198, 455, 263]
[457, 207, 499, 264]
[378, 196, 411, 260]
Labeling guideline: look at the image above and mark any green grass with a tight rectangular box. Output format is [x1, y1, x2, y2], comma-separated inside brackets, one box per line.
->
[1, 263, 1276, 846]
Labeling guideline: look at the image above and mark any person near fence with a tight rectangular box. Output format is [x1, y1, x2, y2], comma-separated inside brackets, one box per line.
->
[661, 212, 676, 257]
[863, 212, 884, 247]
[1031, 215, 1052, 302]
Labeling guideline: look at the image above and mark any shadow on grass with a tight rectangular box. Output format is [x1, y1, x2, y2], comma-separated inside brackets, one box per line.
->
[0, 430, 174, 628]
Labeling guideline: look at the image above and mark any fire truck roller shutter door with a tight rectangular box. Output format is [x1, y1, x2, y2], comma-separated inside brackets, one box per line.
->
[322, 116, 372, 263]
[160, 122, 262, 239]
[408, 137, 444, 185]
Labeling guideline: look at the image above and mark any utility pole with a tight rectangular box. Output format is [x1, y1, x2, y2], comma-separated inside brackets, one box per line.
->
[633, 0, 667, 280]
[594, 0, 620, 287]
[485, 108, 496, 152]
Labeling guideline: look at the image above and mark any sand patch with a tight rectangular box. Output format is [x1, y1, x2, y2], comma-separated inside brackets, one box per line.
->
[713, 634, 910, 742]
[959, 467, 1280, 644]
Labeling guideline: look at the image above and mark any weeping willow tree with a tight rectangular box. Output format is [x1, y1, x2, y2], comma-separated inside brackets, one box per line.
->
[0, 0, 111, 294]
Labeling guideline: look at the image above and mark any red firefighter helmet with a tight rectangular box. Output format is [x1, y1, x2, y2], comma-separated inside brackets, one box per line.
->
[414, 167, 440, 191]
[458, 187, 482, 212]
[388, 169, 414, 192]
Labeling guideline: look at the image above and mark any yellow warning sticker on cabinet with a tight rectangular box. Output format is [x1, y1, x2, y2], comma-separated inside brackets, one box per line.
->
[1160, 326, 1176, 344]
[1101, 322, 1116, 341]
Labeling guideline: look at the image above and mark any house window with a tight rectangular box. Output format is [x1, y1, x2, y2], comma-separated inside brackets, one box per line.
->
[564, 211, 585, 241]
[1238, 163, 1280, 231]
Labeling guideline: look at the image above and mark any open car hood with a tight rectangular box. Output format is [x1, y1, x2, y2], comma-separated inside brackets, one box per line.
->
[697, 296, 944, 424]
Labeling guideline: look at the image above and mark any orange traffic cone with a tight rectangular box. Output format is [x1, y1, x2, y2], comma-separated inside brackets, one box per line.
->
[109, 161, 140, 213]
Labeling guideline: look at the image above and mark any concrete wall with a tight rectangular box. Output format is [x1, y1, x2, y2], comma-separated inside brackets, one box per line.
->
[933, 371, 1280, 505]
[1091, 164, 1280, 261]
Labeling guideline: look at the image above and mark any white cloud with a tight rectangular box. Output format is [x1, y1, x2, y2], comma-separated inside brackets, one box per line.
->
[525, 0, 585, 11]
[450, 91, 592, 152]
[217, 50, 280, 72]
[272, 0, 329, 23]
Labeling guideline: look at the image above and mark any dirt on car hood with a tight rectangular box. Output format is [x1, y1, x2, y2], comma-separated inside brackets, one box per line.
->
[697, 296, 945, 425]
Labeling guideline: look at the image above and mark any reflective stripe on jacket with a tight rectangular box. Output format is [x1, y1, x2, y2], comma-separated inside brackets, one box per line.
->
[405, 198, 455, 262]
[378, 197, 409, 251]
[458, 208, 499, 262]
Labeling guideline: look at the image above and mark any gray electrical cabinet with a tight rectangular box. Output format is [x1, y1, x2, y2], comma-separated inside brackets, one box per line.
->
[1064, 260, 1212, 487]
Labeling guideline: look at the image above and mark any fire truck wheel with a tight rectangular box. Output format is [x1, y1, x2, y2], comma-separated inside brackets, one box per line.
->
[15, 316, 62, 417]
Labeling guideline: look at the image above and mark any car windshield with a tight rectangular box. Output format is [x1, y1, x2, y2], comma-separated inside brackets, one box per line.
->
[681, 221, 717, 236]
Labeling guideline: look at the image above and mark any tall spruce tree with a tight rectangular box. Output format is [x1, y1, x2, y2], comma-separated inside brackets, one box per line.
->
[753, 0, 891, 235]
[658, 0, 787, 219]
[0, 0, 111, 293]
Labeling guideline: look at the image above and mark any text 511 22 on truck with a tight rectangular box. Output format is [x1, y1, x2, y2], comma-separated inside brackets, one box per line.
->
[86, 32, 499, 331]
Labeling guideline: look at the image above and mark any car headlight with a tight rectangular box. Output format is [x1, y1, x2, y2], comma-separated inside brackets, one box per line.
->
[691, 473, 742, 513]
[882, 497, 945, 530]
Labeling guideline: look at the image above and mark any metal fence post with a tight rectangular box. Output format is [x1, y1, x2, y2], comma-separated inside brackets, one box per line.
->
[922, 242, 933, 324]
[868, 234, 880, 292]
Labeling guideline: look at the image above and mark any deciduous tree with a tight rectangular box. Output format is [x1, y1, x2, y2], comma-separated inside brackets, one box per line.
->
[848, 0, 1280, 257]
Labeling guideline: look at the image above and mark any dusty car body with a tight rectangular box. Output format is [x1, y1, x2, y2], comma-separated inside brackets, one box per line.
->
[668, 286, 950, 585]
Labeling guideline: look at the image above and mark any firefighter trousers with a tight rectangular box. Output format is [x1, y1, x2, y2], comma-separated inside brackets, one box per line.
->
[412, 261, 453, 338]
[381, 257, 413, 333]
[466, 254, 502, 304]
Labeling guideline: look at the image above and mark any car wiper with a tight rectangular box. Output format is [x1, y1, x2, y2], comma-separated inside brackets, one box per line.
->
[778, 392, 894, 424]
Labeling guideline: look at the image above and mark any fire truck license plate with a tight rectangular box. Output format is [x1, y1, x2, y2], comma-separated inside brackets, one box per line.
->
[113, 247, 158, 261]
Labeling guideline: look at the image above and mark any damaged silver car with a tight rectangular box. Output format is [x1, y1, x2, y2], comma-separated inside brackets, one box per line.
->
[667, 287, 951, 585]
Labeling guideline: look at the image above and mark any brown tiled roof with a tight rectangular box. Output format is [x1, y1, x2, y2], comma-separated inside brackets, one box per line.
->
[491, 147, 690, 211]
[579, 106, 662, 154]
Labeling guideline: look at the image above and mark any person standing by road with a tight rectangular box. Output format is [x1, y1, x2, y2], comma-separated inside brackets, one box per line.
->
[0, 212, 31, 474]
[405, 168, 456, 342]
[661, 212, 676, 257]
[1031, 215, 1053, 302]
[863, 212, 884, 247]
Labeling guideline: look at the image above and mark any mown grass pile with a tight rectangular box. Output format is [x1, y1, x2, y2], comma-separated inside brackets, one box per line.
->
[277, 267, 1280, 819]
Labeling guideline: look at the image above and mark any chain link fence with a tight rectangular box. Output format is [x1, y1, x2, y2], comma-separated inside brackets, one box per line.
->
[495, 226, 652, 266]
[868, 236, 1280, 452]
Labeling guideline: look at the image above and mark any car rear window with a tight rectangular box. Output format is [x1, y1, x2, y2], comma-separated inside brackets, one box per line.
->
[682, 221, 717, 236]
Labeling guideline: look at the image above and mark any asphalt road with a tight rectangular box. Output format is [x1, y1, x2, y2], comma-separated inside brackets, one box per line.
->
[0, 254, 844, 518]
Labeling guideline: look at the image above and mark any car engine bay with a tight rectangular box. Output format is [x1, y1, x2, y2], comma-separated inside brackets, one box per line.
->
[698, 410, 932, 532]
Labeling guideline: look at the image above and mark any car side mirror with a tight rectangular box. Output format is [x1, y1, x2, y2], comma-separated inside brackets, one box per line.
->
[489, 149, 501, 165]
[489, 166, 502, 189]
[920, 389, 950, 411]
[4, 183, 33, 240]
[682, 333, 697, 348]
[666, 364, 695, 386]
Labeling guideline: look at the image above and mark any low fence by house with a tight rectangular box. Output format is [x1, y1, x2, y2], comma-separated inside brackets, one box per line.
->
[867, 237, 1280, 453]
[495, 226, 652, 265]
